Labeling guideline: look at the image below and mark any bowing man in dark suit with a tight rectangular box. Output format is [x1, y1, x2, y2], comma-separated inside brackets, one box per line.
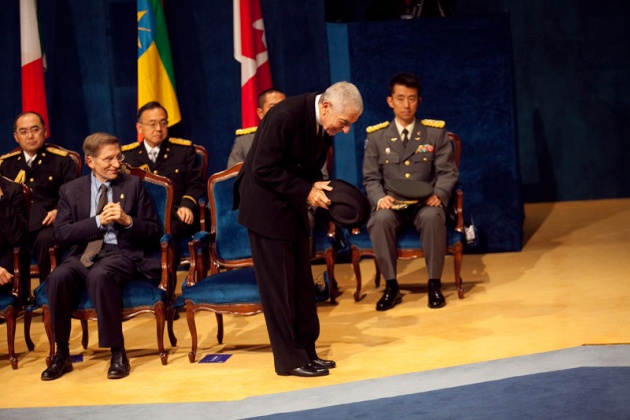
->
[235, 82, 363, 377]
[41, 133, 162, 381]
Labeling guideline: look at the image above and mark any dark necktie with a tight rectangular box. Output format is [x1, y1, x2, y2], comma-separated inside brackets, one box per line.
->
[80, 184, 108, 267]
[402, 128, 409, 147]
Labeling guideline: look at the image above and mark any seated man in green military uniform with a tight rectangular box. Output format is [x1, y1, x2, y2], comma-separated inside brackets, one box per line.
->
[363, 73, 459, 311]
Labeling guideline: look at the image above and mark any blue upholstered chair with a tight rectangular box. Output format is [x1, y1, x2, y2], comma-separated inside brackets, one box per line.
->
[25, 164, 178, 366]
[349, 132, 466, 301]
[0, 178, 30, 369]
[174, 162, 263, 363]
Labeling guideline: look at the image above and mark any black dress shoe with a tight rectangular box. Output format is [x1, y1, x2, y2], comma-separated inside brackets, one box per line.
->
[107, 350, 130, 379]
[312, 358, 336, 369]
[428, 279, 446, 309]
[41, 352, 73, 381]
[376, 286, 402, 311]
[278, 363, 329, 377]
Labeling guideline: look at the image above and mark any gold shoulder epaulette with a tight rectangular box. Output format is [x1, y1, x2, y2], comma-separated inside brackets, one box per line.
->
[366, 121, 389, 134]
[168, 137, 192, 146]
[46, 146, 69, 157]
[421, 119, 445, 129]
[121, 142, 141, 152]
[0, 150, 21, 160]
[235, 126, 257, 136]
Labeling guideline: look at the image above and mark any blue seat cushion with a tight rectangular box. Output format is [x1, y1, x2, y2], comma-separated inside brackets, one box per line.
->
[33, 277, 166, 310]
[178, 267, 260, 307]
[0, 292, 18, 311]
[350, 225, 463, 250]
[313, 223, 335, 252]
[349, 228, 373, 249]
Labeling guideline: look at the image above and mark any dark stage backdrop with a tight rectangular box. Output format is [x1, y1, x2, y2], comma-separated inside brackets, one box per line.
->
[2, 0, 629, 252]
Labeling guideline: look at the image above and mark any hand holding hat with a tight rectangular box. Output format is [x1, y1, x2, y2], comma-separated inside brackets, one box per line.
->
[307, 181, 333, 209]
[324, 179, 371, 228]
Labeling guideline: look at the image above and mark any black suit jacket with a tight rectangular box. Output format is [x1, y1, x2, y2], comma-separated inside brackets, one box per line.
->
[235, 93, 331, 241]
[53, 173, 163, 278]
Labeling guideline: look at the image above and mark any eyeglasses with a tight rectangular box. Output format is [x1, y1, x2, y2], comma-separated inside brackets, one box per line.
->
[95, 154, 125, 165]
[16, 126, 43, 136]
[139, 120, 169, 130]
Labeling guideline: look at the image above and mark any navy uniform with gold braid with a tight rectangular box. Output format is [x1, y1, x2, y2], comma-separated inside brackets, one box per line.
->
[363, 118, 458, 288]
[0, 145, 79, 283]
[121, 138, 205, 237]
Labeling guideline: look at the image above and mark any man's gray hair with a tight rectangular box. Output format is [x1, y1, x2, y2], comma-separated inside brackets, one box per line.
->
[320, 81, 363, 114]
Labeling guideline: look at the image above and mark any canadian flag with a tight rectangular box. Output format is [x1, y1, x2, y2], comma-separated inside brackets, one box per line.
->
[20, 0, 49, 131]
[233, 0, 272, 128]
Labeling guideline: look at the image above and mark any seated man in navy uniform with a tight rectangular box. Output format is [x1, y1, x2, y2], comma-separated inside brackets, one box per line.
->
[363, 73, 458, 311]
[122, 102, 205, 246]
[0, 112, 79, 284]
[0, 176, 28, 294]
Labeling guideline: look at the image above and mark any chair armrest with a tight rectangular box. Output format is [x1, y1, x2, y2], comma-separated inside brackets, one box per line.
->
[453, 189, 464, 233]
[326, 221, 336, 238]
[11, 247, 21, 298]
[187, 231, 213, 287]
[49, 245, 60, 272]
[197, 196, 208, 232]
[160, 234, 176, 293]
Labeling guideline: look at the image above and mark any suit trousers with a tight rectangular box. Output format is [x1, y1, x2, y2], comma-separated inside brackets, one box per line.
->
[367, 205, 447, 281]
[248, 229, 320, 373]
[46, 248, 137, 348]
[30, 226, 54, 283]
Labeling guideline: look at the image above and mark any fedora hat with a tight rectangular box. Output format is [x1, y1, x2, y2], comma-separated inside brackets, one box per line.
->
[386, 179, 433, 201]
[325, 179, 371, 228]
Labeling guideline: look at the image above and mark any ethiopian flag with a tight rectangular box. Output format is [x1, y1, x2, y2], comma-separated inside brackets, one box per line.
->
[137, 0, 181, 125]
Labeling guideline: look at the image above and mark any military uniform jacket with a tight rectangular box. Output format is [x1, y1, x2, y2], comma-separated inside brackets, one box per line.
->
[121, 138, 205, 211]
[0, 177, 28, 270]
[363, 119, 458, 209]
[228, 131, 255, 168]
[235, 92, 331, 241]
[0, 145, 79, 232]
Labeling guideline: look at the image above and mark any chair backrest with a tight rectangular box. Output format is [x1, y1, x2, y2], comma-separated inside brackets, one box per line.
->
[121, 163, 174, 235]
[208, 162, 253, 268]
[447, 132, 461, 169]
[194, 144, 209, 179]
